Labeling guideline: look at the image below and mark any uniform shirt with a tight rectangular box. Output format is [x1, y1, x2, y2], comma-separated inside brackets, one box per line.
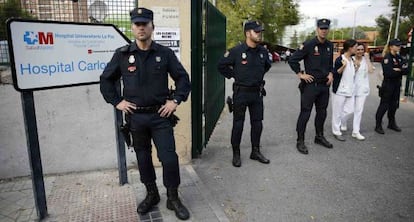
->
[217, 42, 271, 87]
[288, 37, 333, 80]
[382, 52, 408, 80]
[100, 41, 191, 107]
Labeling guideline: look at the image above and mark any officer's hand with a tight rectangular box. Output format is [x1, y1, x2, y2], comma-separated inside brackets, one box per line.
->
[326, 72, 333, 85]
[116, 100, 136, 114]
[158, 100, 177, 118]
[298, 72, 314, 83]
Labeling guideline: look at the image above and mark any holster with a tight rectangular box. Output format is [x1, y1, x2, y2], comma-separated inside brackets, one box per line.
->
[168, 114, 180, 127]
[226, 96, 233, 113]
[119, 123, 132, 147]
[260, 80, 266, 97]
[376, 85, 383, 97]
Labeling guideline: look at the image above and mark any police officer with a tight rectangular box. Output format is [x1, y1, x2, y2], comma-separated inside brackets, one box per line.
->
[375, 38, 408, 134]
[100, 8, 191, 220]
[288, 18, 334, 154]
[217, 20, 272, 167]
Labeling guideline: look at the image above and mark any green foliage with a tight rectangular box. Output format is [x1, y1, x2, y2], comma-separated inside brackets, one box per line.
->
[217, 0, 300, 48]
[375, 0, 414, 44]
[0, 0, 35, 40]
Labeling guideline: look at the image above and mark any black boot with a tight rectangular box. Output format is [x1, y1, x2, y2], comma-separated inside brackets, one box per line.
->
[137, 182, 160, 214]
[250, 146, 270, 164]
[296, 134, 308, 154]
[166, 188, 190, 220]
[315, 132, 333, 148]
[388, 120, 401, 132]
[375, 123, 385, 134]
[232, 145, 241, 167]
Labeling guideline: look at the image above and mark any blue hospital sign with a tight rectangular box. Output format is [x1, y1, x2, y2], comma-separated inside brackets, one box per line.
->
[6, 19, 130, 91]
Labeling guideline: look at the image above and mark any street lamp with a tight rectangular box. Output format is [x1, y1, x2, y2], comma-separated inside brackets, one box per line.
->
[343, 4, 371, 39]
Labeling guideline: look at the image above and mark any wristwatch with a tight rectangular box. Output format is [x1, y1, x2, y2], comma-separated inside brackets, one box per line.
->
[173, 99, 179, 105]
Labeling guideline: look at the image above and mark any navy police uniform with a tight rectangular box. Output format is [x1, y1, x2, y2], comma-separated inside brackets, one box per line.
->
[217, 21, 272, 167]
[100, 7, 191, 220]
[288, 18, 334, 154]
[375, 38, 408, 133]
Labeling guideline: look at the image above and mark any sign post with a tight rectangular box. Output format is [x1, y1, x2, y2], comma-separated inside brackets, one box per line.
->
[6, 19, 130, 219]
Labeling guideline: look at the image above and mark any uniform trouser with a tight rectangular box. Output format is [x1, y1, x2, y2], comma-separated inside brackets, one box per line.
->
[331, 93, 353, 135]
[341, 95, 367, 134]
[129, 113, 180, 188]
[231, 91, 264, 147]
[297, 83, 330, 136]
[375, 80, 401, 124]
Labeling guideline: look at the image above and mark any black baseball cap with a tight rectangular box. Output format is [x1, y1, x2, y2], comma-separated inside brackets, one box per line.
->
[389, 38, 402, 46]
[244, 21, 264, 32]
[130, 7, 153, 23]
[317, 18, 330, 29]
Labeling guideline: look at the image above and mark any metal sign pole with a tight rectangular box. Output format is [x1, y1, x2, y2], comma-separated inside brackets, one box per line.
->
[21, 91, 48, 219]
[114, 80, 128, 185]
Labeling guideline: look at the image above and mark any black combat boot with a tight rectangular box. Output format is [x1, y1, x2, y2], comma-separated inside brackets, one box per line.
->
[315, 132, 333, 148]
[388, 120, 401, 132]
[375, 123, 385, 134]
[232, 145, 241, 167]
[166, 188, 190, 220]
[250, 146, 270, 164]
[296, 134, 308, 154]
[137, 182, 160, 214]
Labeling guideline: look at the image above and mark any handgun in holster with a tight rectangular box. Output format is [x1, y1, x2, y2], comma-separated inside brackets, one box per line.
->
[260, 80, 266, 97]
[168, 86, 180, 127]
[298, 80, 305, 94]
[119, 123, 132, 147]
[376, 85, 383, 97]
[226, 96, 233, 113]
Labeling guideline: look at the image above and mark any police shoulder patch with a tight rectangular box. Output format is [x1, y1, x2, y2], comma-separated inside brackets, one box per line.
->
[384, 58, 388, 64]
[224, 51, 230, 57]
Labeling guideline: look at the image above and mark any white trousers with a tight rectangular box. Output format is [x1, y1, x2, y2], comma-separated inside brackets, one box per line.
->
[331, 93, 353, 135]
[342, 95, 367, 134]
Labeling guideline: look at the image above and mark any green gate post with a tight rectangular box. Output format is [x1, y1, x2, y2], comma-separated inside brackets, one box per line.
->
[191, 0, 203, 158]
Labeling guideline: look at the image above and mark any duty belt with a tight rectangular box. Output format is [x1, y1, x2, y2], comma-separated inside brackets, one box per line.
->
[133, 105, 161, 113]
[233, 84, 261, 92]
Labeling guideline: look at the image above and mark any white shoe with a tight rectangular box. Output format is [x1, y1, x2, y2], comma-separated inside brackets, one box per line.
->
[340, 125, 347, 132]
[352, 133, 365, 141]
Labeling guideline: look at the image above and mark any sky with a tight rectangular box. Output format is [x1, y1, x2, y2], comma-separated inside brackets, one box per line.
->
[298, 0, 393, 28]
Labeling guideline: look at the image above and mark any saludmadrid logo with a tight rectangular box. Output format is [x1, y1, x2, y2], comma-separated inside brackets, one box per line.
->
[23, 31, 54, 50]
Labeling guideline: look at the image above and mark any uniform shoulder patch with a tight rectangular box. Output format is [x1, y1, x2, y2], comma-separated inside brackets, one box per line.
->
[384, 58, 388, 64]
[299, 44, 304, 50]
[224, 51, 230, 57]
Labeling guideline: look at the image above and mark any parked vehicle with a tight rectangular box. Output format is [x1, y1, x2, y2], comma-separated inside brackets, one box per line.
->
[272, 52, 281, 62]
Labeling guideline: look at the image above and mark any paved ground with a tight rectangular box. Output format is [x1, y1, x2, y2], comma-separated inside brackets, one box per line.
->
[1, 62, 413, 222]
[193, 62, 414, 222]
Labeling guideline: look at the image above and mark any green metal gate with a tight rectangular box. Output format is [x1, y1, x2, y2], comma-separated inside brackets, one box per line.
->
[191, 1, 226, 157]
[204, 2, 226, 147]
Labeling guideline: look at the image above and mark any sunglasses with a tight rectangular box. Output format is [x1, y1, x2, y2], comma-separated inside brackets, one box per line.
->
[319, 28, 329, 30]
[254, 30, 262, 33]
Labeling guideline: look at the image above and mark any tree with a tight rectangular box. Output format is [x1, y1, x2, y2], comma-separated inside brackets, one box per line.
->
[217, 0, 300, 48]
[289, 30, 298, 49]
[375, 0, 414, 44]
[0, 0, 35, 40]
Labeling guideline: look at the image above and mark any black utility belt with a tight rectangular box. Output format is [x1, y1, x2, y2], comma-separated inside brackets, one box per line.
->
[133, 105, 161, 113]
[383, 78, 401, 82]
[233, 84, 261, 92]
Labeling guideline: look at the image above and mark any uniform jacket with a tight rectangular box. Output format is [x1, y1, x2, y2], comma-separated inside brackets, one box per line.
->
[354, 56, 370, 96]
[217, 42, 271, 87]
[332, 54, 355, 96]
[100, 41, 191, 107]
[382, 52, 408, 80]
[288, 37, 333, 79]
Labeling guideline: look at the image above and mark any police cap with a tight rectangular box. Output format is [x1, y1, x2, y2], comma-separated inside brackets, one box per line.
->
[389, 38, 402, 46]
[130, 7, 153, 23]
[317, 18, 330, 29]
[244, 20, 264, 32]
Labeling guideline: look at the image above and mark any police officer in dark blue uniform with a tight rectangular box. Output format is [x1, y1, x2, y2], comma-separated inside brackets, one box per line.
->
[217, 21, 272, 167]
[288, 19, 334, 154]
[100, 8, 191, 220]
[375, 38, 408, 134]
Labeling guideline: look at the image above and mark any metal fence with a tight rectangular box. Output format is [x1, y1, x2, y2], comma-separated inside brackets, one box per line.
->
[0, 0, 137, 65]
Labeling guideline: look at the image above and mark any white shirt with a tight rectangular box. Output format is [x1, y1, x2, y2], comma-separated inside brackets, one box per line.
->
[336, 54, 355, 97]
[353, 56, 370, 96]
